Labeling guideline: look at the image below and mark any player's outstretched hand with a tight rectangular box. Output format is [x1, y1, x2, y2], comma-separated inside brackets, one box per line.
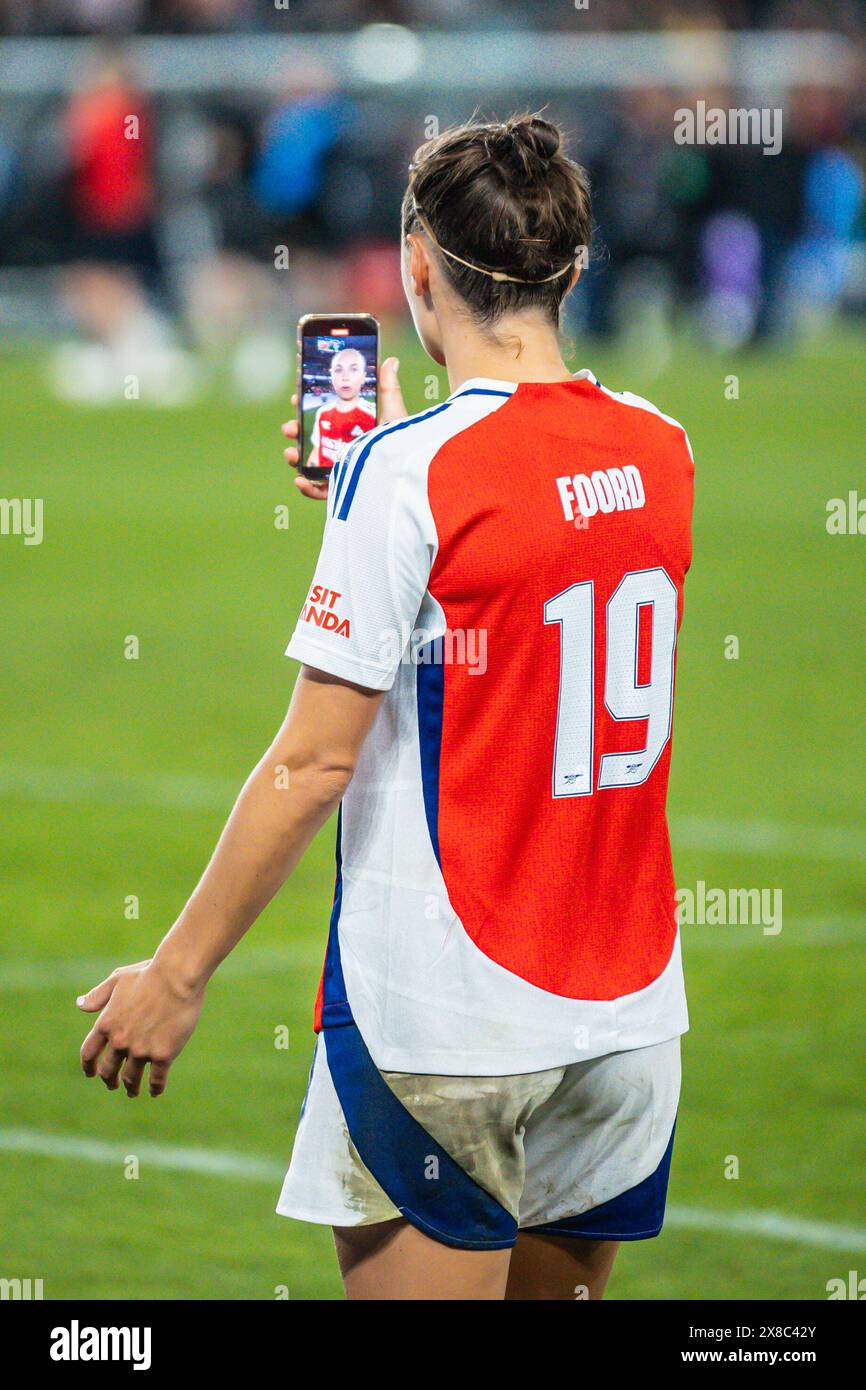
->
[77, 959, 205, 1098]
[282, 355, 407, 501]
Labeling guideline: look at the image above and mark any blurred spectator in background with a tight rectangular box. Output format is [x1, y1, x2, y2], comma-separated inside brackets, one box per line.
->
[179, 102, 293, 400]
[0, 0, 862, 403]
[581, 87, 684, 364]
[65, 45, 156, 276]
[251, 69, 355, 248]
[792, 144, 864, 331]
[785, 85, 864, 336]
[51, 46, 199, 403]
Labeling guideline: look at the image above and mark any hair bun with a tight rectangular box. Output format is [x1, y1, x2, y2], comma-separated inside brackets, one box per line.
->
[402, 111, 592, 323]
[506, 115, 561, 164]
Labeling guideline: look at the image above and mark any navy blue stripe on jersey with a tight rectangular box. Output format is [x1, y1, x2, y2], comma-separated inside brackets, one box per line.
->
[448, 387, 514, 401]
[335, 402, 453, 521]
[319, 795, 516, 1249]
[335, 389, 515, 520]
[319, 807, 353, 1029]
[329, 441, 360, 517]
[416, 637, 444, 869]
[323, 1020, 518, 1250]
[525, 1124, 676, 1242]
[297, 1041, 318, 1123]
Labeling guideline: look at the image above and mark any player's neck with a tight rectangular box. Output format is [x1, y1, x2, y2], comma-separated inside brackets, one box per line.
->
[333, 397, 358, 411]
[442, 312, 572, 392]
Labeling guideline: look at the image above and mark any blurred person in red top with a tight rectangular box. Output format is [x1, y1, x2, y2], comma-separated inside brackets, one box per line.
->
[66, 47, 158, 276]
[52, 49, 197, 404]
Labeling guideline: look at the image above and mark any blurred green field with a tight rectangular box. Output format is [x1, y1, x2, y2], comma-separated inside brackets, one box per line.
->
[1, 327, 864, 1300]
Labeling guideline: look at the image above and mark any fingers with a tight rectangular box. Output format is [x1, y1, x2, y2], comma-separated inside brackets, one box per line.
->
[76, 960, 150, 1012]
[380, 355, 399, 388]
[80, 1022, 109, 1077]
[121, 1055, 146, 1098]
[286, 448, 331, 503]
[282, 387, 329, 502]
[76, 973, 119, 1013]
[85, 1041, 168, 1100]
[379, 356, 408, 423]
[294, 475, 330, 501]
[76, 957, 184, 1099]
[281, 394, 299, 446]
[84, 1038, 167, 1100]
[149, 1060, 170, 1098]
[96, 1045, 127, 1091]
[282, 419, 301, 475]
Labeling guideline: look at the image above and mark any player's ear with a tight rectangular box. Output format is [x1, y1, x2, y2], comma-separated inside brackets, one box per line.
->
[405, 233, 431, 299]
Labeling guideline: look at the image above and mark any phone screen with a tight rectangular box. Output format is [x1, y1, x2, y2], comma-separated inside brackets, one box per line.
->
[299, 317, 378, 479]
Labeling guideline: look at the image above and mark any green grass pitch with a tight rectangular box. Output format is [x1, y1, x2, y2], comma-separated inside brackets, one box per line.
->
[0, 327, 863, 1299]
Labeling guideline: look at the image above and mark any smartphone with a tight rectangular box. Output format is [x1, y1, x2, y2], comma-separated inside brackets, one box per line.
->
[297, 314, 379, 481]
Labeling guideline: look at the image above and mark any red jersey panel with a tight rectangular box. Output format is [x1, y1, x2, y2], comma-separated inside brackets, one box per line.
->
[427, 379, 694, 1002]
[313, 402, 376, 469]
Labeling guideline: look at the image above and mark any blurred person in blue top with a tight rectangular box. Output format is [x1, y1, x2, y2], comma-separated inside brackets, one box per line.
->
[252, 69, 355, 241]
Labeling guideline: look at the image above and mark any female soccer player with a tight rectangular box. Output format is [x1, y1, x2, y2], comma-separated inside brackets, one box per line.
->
[78, 114, 694, 1301]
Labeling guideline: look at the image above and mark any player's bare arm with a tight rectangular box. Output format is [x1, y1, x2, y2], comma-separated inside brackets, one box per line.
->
[77, 669, 383, 1097]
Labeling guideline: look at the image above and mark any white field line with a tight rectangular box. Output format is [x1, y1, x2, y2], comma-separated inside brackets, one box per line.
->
[0, 945, 322, 992]
[0, 1126, 284, 1183]
[0, 764, 238, 812]
[681, 913, 866, 950]
[1, 763, 864, 863]
[0, 1125, 863, 1255]
[663, 1205, 866, 1254]
[672, 814, 865, 864]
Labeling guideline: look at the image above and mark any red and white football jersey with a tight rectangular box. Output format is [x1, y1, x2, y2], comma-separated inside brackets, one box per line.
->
[311, 400, 376, 470]
[287, 371, 694, 1075]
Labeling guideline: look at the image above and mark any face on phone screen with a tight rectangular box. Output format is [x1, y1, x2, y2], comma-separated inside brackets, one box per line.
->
[301, 328, 378, 476]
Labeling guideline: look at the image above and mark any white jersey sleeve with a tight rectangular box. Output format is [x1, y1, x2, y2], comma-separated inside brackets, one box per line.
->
[310, 404, 324, 447]
[286, 423, 437, 691]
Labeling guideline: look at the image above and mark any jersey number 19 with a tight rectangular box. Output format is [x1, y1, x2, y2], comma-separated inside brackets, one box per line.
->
[544, 566, 677, 798]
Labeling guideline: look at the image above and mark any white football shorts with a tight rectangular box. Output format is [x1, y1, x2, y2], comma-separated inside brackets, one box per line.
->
[277, 1023, 680, 1250]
